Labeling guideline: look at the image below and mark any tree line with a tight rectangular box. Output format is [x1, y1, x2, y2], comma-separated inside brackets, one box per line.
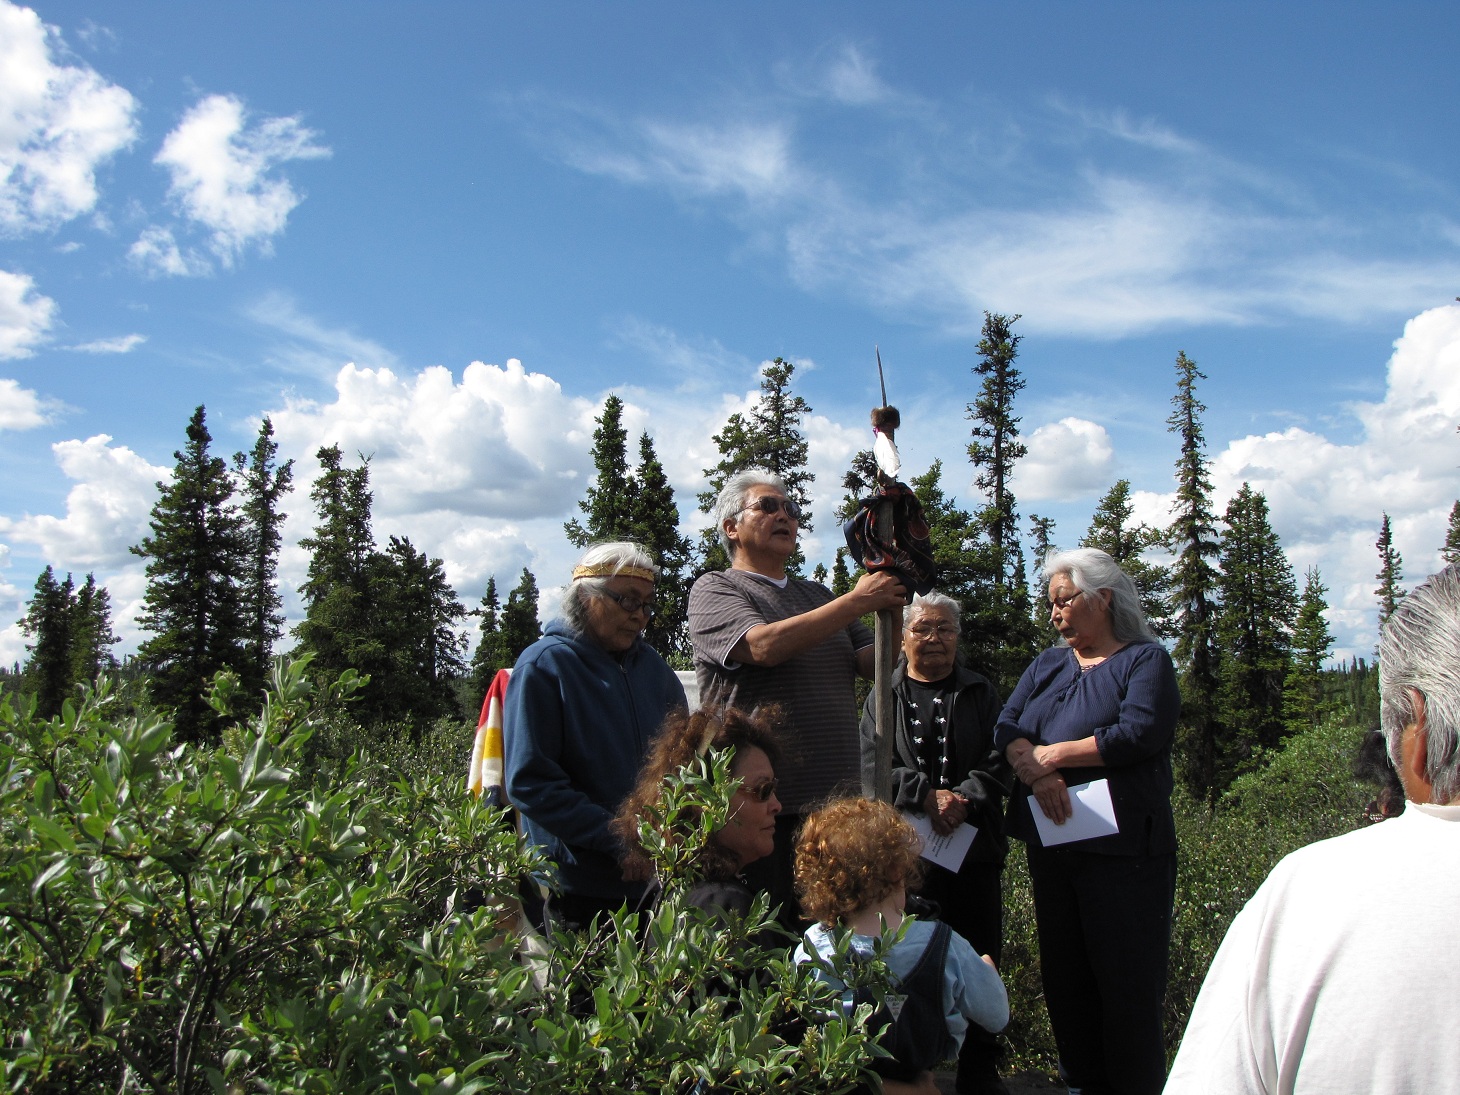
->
[10, 325, 1460, 803]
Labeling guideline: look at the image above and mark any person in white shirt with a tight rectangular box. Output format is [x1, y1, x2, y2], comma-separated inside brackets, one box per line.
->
[1166, 562, 1460, 1095]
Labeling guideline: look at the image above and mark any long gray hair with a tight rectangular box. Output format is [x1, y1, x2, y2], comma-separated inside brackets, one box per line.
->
[559, 541, 659, 634]
[710, 468, 788, 555]
[1380, 564, 1460, 803]
[1044, 547, 1158, 645]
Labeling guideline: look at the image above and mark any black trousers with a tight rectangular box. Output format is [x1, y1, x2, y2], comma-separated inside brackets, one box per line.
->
[1025, 844, 1176, 1095]
[919, 859, 1005, 1089]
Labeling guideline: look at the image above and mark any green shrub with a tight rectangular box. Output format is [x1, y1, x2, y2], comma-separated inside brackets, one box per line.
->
[1, 659, 874, 1093]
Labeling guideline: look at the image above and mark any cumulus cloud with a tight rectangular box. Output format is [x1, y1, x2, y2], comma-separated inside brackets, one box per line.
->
[0, 268, 55, 357]
[127, 225, 209, 278]
[1127, 304, 1460, 657]
[0, 376, 56, 429]
[69, 332, 145, 353]
[0, 1, 138, 234]
[0, 433, 165, 569]
[1017, 418, 1116, 502]
[152, 93, 329, 268]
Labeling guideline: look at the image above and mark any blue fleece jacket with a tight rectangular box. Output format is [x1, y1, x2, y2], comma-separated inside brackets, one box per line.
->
[504, 619, 687, 901]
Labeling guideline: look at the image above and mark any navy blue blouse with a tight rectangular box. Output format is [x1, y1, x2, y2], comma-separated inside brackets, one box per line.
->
[994, 642, 1180, 856]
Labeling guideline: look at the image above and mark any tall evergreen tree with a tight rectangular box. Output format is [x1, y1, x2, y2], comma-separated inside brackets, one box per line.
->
[697, 358, 814, 573]
[233, 416, 294, 697]
[467, 576, 508, 699]
[1214, 484, 1297, 783]
[1375, 512, 1404, 631]
[1165, 352, 1223, 801]
[966, 312, 1027, 572]
[1442, 501, 1460, 566]
[132, 406, 249, 741]
[19, 566, 75, 718]
[1284, 567, 1336, 734]
[565, 395, 635, 548]
[628, 432, 693, 661]
[69, 573, 118, 687]
[1027, 514, 1059, 644]
[831, 548, 853, 598]
[501, 567, 542, 662]
[962, 315, 1040, 692]
[368, 535, 466, 724]
[1081, 479, 1170, 634]
[295, 445, 379, 686]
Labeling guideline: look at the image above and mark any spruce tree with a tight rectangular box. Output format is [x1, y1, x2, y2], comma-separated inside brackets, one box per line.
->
[1027, 514, 1059, 645]
[1214, 483, 1296, 783]
[963, 315, 1040, 692]
[19, 566, 75, 718]
[295, 445, 380, 687]
[501, 568, 542, 662]
[132, 405, 249, 741]
[233, 416, 293, 697]
[1284, 567, 1336, 734]
[966, 312, 1027, 571]
[565, 395, 635, 548]
[1375, 512, 1404, 631]
[697, 358, 814, 573]
[1442, 501, 1460, 566]
[69, 573, 118, 687]
[1166, 352, 1223, 802]
[467, 576, 508, 699]
[831, 549, 852, 597]
[1081, 479, 1170, 634]
[628, 432, 693, 661]
[368, 535, 466, 724]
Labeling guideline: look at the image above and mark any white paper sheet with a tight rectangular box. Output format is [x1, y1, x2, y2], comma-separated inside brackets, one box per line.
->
[905, 810, 978, 872]
[1030, 777, 1120, 847]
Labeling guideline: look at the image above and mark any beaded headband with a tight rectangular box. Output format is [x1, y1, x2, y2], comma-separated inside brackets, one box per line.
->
[571, 563, 656, 582]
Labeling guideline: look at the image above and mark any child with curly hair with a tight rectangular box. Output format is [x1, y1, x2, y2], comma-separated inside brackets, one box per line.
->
[793, 798, 1010, 1091]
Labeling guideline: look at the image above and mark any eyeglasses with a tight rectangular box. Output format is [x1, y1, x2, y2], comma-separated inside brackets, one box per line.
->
[600, 588, 657, 618]
[1049, 590, 1086, 611]
[739, 777, 779, 803]
[740, 496, 802, 520]
[908, 623, 959, 641]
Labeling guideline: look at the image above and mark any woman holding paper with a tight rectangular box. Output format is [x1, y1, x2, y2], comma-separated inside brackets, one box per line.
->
[994, 548, 1179, 1095]
[858, 591, 1012, 1095]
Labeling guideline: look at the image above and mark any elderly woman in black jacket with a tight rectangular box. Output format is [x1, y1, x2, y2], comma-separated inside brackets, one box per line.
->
[859, 590, 1012, 1095]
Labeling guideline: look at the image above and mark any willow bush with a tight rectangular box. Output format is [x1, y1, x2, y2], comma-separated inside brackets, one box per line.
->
[1, 659, 873, 1094]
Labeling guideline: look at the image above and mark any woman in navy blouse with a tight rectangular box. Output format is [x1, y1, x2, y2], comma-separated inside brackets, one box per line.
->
[994, 548, 1179, 1095]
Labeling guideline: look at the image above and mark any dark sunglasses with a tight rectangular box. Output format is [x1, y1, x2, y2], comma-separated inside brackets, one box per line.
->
[740, 777, 779, 802]
[600, 588, 657, 618]
[741, 496, 802, 520]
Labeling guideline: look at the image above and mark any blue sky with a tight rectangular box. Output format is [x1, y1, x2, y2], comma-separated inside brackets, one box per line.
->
[2, 1, 1458, 666]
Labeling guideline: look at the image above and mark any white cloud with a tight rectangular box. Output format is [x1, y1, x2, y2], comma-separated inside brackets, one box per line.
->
[538, 73, 1460, 339]
[0, 434, 165, 569]
[69, 332, 145, 354]
[1017, 418, 1116, 502]
[1131, 303, 1460, 658]
[0, 0, 137, 234]
[154, 93, 329, 267]
[245, 291, 399, 378]
[127, 224, 209, 278]
[0, 267, 55, 357]
[0, 375, 55, 429]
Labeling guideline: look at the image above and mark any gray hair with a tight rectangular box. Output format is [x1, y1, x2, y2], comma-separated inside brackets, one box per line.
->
[905, 591, 961, 629]
[1044, 547, 1158, 645]
[710, 467, 788, 555]
[1380, 564, 1460, 803]
[559, 541, 659, 633]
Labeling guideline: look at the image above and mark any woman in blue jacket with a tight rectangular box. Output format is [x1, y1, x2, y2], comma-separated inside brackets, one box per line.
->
[504, 541, 686, 933]
[994, 548, 1179, 1095]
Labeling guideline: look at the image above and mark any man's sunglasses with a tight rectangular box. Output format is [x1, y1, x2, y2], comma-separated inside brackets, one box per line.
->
[740, 496, 802, 520]
[600, 588, 657, 618]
